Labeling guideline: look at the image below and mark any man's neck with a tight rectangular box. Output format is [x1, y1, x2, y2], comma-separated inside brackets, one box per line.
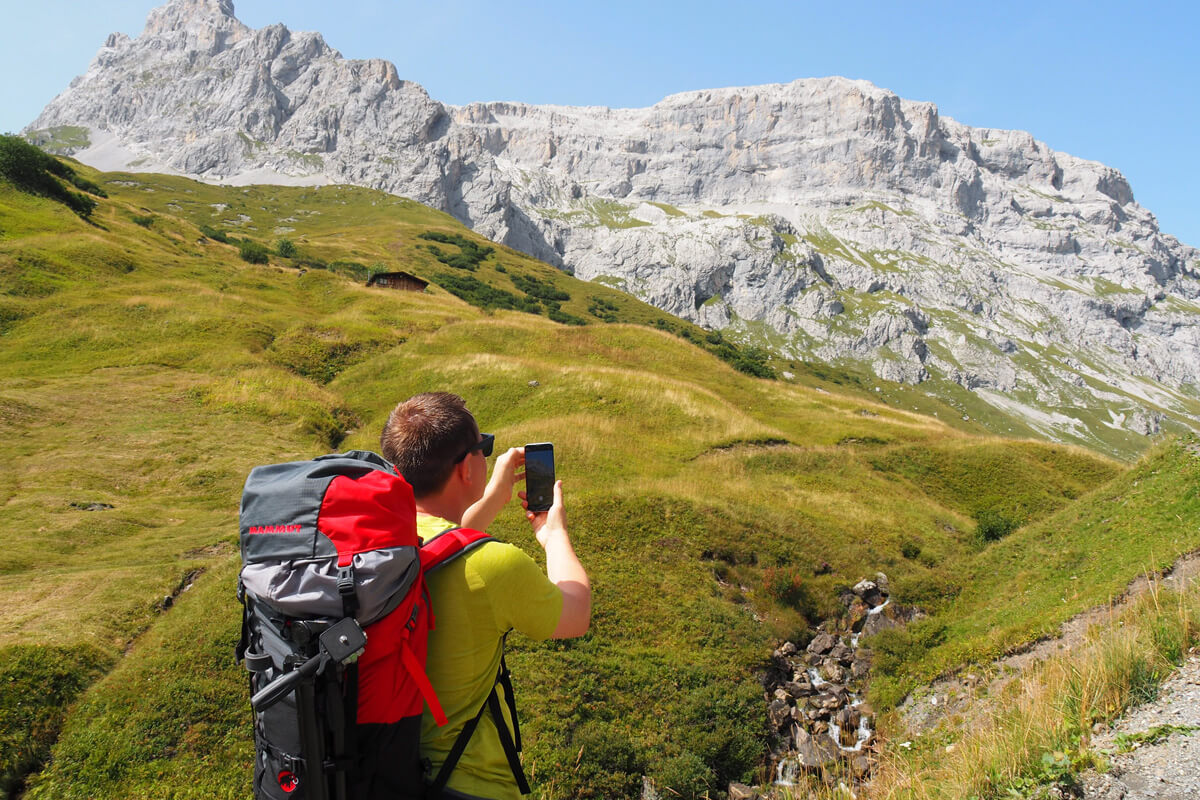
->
[414, 496, 464, 526]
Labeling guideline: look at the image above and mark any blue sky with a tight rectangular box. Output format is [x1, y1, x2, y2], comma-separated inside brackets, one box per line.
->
[2, 0, 1196, 248]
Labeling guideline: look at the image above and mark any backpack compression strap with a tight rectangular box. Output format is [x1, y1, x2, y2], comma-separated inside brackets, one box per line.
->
[397, 527, 494, 728]
[420, 527, 492, 573]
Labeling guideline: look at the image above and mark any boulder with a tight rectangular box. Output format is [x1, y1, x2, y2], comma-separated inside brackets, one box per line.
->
[829, 642, 853, 664]
[728, 783, 759, 800]
[767, 698, 792, 731]
[852, 579, 883, 607]
[819, 659, 847, 685]
[806, 632, 835, 655]
[846, 598, 870, 632]
[792, 725, 839, 770]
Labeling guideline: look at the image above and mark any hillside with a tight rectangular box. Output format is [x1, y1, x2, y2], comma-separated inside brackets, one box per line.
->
[2, 151, 1198, 799]
[25, 0, 1200, 457]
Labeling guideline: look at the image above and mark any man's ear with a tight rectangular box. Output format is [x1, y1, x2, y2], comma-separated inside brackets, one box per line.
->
[451, 457, 472, 486]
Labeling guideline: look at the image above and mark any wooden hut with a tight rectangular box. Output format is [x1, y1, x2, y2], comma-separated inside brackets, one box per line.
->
[367, 271, 429, 292]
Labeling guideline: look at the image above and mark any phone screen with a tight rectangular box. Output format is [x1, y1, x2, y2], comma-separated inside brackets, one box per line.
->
[524, 443, 554, 513]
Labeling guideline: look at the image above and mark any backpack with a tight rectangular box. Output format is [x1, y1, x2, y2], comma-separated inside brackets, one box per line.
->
[235, 450, 523, 800]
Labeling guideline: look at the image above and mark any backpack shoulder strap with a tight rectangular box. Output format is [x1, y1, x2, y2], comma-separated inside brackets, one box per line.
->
[420, 527, 492, 573]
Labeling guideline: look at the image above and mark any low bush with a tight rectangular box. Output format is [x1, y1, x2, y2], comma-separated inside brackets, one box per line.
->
[275, 238, 296, 258]
[238, 239, 270, 264]
[588, 297, 619, 322]
[434, 272, 541, 313]
[548, 308, 587, 326]
[975, 508, 1022, 542]
[510, 273, 570, 302]
[762, 565, 817, 618]
[0, 135, 101, 218]
[199, 224, 230, 243]
[418, 231, 493, 271]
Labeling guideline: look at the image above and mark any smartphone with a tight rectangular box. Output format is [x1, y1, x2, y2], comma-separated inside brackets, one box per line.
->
[524, 443, 555, 513]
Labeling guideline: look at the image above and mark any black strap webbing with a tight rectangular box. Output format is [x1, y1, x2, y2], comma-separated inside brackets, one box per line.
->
[428, 660, 530, 796]
[487, 687, 531, 795]
[429, 690, 490, 795]
[235, 583, 250, 664]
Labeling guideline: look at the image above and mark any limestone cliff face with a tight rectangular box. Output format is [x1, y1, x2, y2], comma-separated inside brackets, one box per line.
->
[29, 0, 1200, 454]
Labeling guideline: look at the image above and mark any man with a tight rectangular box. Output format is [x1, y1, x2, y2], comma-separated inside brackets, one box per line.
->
[380, 392, 591, 800]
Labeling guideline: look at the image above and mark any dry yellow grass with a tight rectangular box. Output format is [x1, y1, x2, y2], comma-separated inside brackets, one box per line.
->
[869, 577, 1200, 799]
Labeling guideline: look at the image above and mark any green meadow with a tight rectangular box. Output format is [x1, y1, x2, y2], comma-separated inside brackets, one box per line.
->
[2, 146, 1198, 799]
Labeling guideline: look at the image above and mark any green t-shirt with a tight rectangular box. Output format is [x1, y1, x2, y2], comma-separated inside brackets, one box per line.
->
[417, 515, 562, 800]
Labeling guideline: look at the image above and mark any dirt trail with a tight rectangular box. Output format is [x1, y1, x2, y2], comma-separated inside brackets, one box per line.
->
[1079, 651, 1200, 799]
[899, 552, 1200, 736]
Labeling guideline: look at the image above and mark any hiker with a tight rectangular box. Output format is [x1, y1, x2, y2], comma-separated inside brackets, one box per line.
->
[380, 391, 591, 799]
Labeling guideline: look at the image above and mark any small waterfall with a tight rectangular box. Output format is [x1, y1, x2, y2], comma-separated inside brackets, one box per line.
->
[774, 756, 800, 786]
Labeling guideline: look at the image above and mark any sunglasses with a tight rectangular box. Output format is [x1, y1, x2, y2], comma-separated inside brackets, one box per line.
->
[455, 432, 495, 462]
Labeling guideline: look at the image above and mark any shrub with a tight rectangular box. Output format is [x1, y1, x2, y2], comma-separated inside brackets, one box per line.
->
[652, 751, 714, 799]
[566, 722, 643, 798]
[0, 135, 100, 218]
[275, 238, 296, 258]
[900, 539, 921, 559]
[238, 239, 270, 264]
[870, 621, 948, 675]
[548, 308, 587, 326]
[434, 272, 540, 313]
[418, 231, 493, 271]
[511, 273, 570, 302]
[762, 565, 816, 617]
[975, 508, 1021, 542]
[588, 297, 619, 322]
[131, 214, 155, 228]
[199, 224, 230, 243]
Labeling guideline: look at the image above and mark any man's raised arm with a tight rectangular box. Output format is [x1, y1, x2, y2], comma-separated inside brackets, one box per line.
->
[526, 480, 590, 639]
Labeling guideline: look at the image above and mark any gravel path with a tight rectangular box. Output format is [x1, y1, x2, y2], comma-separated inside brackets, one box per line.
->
[1079, 650, 1200, 800]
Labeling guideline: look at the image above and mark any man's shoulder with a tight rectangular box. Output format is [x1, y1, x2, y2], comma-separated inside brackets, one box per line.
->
[416, 518, 536, 576]
[459, 538, 537, 578]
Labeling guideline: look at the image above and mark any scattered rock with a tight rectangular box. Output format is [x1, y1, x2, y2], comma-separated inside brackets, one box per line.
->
[727, 783, 759, 800]
[806, 633, 835, 656]
[70, 502, 114, 511]
[792, 725, 839, 769]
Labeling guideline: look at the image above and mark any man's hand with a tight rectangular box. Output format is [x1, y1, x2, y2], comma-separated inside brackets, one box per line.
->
[521, 481, 590, 638]
[522, 479, 567, 546]
[462, 447, 524, 531]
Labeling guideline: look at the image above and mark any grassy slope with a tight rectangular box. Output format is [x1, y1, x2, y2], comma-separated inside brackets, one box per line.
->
[0, 160, 1194, 798]
[869, 437, 1200, 709]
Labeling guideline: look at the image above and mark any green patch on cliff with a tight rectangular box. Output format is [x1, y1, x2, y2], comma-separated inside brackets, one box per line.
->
[23, 126, 91, 152]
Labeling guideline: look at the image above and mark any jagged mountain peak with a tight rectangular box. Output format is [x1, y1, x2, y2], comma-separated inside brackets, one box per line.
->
[141, 0, 246, 44]
[24, 2, 1200, 457]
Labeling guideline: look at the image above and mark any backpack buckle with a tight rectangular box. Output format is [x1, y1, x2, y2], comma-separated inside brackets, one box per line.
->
[337, 565, 358, 616]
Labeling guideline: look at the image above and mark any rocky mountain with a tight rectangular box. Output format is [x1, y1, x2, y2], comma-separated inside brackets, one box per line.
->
[27, 0, 1200, 456]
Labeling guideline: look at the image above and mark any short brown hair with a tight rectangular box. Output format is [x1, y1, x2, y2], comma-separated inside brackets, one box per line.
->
[380, 392, 479, 497]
